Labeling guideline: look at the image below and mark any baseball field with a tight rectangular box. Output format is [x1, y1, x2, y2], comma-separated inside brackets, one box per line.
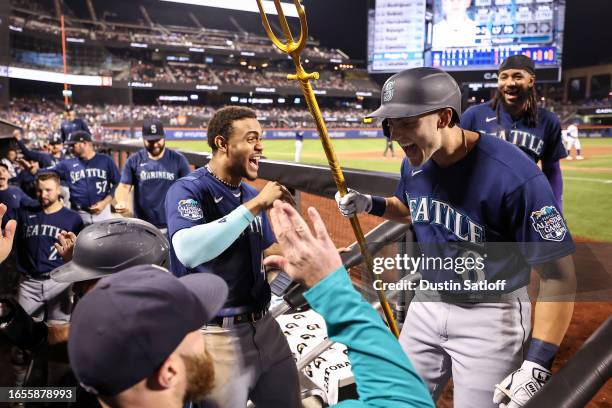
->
[168, 136, 612, 243]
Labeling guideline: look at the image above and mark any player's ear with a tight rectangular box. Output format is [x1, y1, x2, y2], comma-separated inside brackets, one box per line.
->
[437, 108, 452, 129]
[527, 74, 536, 88]
[214, 135, 227, 152]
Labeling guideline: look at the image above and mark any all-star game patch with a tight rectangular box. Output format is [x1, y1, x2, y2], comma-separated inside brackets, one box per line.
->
[530, 206, 567, 242]
[178, 198, 203, 220]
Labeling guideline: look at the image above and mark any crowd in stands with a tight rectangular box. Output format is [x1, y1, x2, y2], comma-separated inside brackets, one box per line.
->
[128, 62, 378, 91]
[2, 99, 375, 146]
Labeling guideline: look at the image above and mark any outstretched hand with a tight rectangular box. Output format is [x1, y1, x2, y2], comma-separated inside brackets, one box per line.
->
[0, 204, 16, 264]
[264, 200, 342, 288]
[54, 231, 77, 262]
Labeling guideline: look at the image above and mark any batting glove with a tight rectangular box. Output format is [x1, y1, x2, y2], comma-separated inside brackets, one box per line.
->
[335, 189, 372, 217]
[494, 360, 551, 408]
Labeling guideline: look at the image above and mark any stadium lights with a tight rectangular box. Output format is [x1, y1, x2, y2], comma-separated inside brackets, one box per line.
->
[160, 0, 301, 18]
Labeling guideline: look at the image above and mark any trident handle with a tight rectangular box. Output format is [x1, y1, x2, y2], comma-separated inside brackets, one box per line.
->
[256, 0, 400, 338]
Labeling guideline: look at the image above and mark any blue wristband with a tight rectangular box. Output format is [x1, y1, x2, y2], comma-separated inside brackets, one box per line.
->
[368, 196, 386, 217]
[526, 338, 559, 369]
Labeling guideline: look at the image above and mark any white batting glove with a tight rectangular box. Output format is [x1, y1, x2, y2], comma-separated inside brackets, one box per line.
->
[494, 360, 551, 408]
[334, 189, 372, 218]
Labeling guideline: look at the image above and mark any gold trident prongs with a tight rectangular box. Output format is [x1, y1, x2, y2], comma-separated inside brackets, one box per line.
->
[256, 0, 400, 338]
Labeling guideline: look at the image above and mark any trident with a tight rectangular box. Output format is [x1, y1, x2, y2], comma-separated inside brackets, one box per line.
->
[256, 0, 400, 337]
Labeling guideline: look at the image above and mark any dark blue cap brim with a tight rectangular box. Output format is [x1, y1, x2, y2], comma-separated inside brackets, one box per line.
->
[178, 273, 228, 322]
[143, 134, 165, 140]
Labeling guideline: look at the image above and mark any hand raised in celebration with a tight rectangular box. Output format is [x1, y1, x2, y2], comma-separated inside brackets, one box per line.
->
[264, 200, 341, 288]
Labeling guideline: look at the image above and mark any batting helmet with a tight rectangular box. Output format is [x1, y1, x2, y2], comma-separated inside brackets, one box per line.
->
[367, 67, 462, 137]
[51, 218, 170, 283]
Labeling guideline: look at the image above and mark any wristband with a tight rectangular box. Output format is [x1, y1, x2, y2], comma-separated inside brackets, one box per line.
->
[368, 196, 386, 217]
[526, 338, 559, 369]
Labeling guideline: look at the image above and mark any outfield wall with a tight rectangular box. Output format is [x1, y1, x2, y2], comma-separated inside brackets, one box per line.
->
[104, 127, 385, 140]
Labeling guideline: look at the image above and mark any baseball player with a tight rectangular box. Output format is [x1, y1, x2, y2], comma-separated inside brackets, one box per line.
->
[14, 172, 83, 321]
[60, 105, 90, 143]
[67, 264, 227, 408]
[1, 147, 20, 179]
[336, 67, 576, 408]
[114, 118, 190, 232]
[14, 130, 66, 168]
[0, 217, 169, 407]
[43, 130, 120, 225]
[294, 128, 304, 162]
[0, 162, 38, 225]
[563, 123, 583, 160]
[461, 55, 567, 209]
[165, 106, 300, 407]
[383, 136, 395, 159]
[11, 172, 83, 388]
[265, 200, 434, 408]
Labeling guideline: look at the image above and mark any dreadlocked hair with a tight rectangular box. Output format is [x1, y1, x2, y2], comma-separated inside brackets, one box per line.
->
[490, 86, 539, 127]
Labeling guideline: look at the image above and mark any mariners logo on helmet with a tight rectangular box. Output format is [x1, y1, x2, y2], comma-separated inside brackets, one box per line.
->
[530, 206, 567, 242]
[178, 198, 203, 220]
[383, 80, 395, 102]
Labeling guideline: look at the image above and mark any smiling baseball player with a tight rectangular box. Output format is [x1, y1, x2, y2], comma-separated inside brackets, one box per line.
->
[114, 118, 190, 231]
[336, 67, 576, 408]
[165, 106, 300, 407]
[461, 55, 567, 209]
[43, 130, 120, 224]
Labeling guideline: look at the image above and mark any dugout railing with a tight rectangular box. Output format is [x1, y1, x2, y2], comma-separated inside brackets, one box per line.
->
[97, 141, 611, 407]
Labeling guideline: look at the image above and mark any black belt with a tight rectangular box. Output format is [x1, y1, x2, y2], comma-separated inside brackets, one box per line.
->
[209, 309, 267, 326]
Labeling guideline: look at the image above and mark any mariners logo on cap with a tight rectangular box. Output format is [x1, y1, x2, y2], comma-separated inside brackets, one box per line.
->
[177, 199, 203, 220]
[383, 80, 395, 102]
[530, 206, 567, 242]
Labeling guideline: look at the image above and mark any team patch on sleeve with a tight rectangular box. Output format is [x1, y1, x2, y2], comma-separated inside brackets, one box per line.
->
[530, 206, 567, 241]
[178, 199, 203, 220]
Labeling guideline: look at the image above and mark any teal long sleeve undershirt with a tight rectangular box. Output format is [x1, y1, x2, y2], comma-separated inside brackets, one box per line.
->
[304, 267, 434, 408]
[172, 204, 254, 268]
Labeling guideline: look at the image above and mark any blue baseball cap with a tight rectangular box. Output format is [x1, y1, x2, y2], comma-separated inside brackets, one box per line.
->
[48, 133, 63, 145]
[68, 265, 228, 396]
[65, 130, 92, 145]
[142, 118, 165, 140]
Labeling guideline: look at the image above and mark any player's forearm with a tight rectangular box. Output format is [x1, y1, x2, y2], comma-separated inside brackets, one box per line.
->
[305, 267, 434, 408]
[114, 183, 131, 204]
[172, 205, 254, 268]
[100, 195, 113, 207]
[542, 160, 563, 210]
[532, 255, 576, 345]
[382, 196, 412, 224]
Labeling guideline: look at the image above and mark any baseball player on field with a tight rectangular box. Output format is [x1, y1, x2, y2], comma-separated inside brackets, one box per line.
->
[43, 130, 120, 225]
[336, 67, 576, 408]
[165, 106, 301, 407]
[562, 123, 583, 160]
[114, 118, 190, 232]
[461, 55, 567, 209]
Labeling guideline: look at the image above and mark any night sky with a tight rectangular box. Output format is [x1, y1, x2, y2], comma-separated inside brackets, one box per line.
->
[304, 0, 612, 69]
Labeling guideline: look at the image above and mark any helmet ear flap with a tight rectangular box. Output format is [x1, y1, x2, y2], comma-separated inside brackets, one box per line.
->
[382, 119, 390, 138]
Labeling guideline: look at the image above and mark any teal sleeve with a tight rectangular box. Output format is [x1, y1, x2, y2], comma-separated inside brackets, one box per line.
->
[304, 267, 434, 408]
[172, 204, 254, 268]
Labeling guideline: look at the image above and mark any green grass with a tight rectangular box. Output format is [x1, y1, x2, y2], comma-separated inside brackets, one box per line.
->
[167, 137, 612, 241]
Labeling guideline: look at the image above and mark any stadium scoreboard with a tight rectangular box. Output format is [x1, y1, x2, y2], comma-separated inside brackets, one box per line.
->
[368, 0, 565, 82]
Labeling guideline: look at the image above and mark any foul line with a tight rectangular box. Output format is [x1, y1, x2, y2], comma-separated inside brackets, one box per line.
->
[564, 176, 612, 184]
